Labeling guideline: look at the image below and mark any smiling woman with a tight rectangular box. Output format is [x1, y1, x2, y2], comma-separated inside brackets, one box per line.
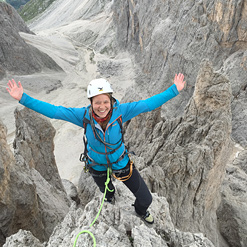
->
[92, 95, 111, 119]
[6, 74, 186, 224]
[91, 94, 112, 131]
[88, 79, 115, 130]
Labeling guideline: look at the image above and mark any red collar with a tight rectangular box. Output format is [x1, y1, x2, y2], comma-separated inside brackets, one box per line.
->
[92, 109, 112, 123]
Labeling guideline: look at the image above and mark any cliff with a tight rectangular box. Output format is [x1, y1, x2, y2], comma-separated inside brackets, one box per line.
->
[0, 108, 70, 247]
[0, 2, 62, 80]
[0, 0, 247, 246]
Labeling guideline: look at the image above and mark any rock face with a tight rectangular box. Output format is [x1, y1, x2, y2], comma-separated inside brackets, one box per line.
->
[14, 107, 64, 191]
[1, 0, 247, 247]
[112, 0, 247, 147]
[217, 151, 247, 247]
[123, 60, 233, 246]
[0, 109, 70, 247]
[2, 60, 227, 247]
[3, 184, 215, 247]
[0, 2, 62, 80]
[0, 120, 16, 246]
[112, 1, 247, 246]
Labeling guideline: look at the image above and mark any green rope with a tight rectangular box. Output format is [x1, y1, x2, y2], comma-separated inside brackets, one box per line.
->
[73, 230, 96, 247]
[73, 167, 114, 247]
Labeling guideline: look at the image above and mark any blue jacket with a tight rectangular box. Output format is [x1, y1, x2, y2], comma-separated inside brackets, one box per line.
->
[20, 84, 179, 171]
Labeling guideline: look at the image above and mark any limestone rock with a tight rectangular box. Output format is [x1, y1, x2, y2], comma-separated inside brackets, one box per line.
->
[221, 51, 247, 148]
[3, 182, 215, 247]
[0, 120, 16, 246]
[1, 0, 247, 247]
[0, 2, 62, 80]
[124, 60, 233, 246]
[3, 230, 44, 247]
[0, 109, 70, 246]
[62, 179, 80, 205]
[14, 107, 64, 192]
[112, 0, 247, 148]
[77, 170, 98, 207]
[112, 1, 247, 245]
[217, 150, 247, 247]
[0, 117, 45, 246]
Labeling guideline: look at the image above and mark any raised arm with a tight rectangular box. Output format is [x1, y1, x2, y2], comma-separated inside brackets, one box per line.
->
[6, 79, 23, 101]
[6, 79, 86, 127]
[174, 73, 186, 92]
[120, 73, 186, 122]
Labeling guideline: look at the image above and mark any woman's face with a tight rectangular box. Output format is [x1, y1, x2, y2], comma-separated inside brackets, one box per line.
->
[92, 94, 111, 118]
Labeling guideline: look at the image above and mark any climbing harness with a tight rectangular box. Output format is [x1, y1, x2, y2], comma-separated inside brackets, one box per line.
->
[73, 167, 114, 247]
[74, 106, 134, 245]
[112, 159, 134, 182]
[80, 107, 126, 172]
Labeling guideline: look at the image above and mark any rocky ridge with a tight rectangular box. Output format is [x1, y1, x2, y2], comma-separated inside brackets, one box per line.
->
[124, 60, 233, 246]
[0, 2, 62, 80]
[0, 0, 247, 246]
[113, 0, 247, 147]
[0, 108, 70, 247]
[1, 60, 231, 247]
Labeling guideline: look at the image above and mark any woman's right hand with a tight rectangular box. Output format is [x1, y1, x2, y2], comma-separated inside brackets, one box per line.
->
[6, 79, 23, 101]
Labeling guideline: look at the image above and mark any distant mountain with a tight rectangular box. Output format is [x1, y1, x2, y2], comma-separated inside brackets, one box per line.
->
[17, 0, 56, 22]
[4, 0, 56, 22]
[6, 0, 30, 9]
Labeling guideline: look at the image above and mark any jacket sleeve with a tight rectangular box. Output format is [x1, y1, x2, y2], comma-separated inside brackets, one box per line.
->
[120, 84, 179, 122]
[19, 93, 85, 127]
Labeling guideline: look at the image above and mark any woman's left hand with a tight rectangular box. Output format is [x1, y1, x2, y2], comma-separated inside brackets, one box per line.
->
[174, 73, 186, 92]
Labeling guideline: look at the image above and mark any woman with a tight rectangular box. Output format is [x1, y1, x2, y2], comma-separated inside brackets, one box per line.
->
[6, 74, 186, 224]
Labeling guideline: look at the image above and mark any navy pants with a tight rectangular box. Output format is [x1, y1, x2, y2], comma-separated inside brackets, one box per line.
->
[89, 161, 152, 216]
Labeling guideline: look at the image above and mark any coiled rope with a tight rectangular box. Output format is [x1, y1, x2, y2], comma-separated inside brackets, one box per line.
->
[73, 167, 114, 247]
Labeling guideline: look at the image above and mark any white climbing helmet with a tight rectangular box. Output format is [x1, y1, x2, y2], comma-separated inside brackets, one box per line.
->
[87, 78, 113, 98]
